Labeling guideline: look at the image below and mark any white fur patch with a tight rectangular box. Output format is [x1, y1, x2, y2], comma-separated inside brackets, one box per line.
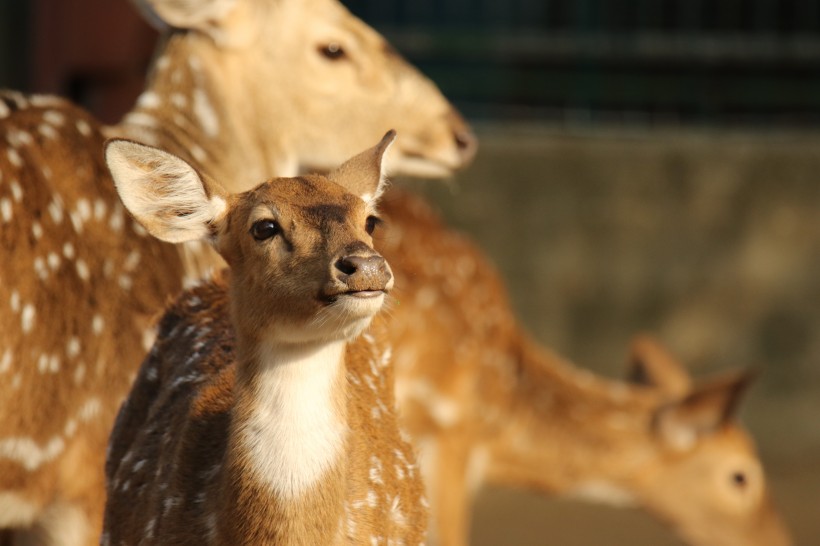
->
[0, 492, 39, 527]
[0, 436, 65, 471]
[568, 480, 637, 508]
[240, 340, 347, 499]
[193, 88, 220, 137]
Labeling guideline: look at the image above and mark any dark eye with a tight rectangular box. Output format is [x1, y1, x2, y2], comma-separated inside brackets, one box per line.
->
[365, 215, 382, 235]
[318, 42, 346, 60]
[731, 471, 747, 489]
[251, 219, 281, 241]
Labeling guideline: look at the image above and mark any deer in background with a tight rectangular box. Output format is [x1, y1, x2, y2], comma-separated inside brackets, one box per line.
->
[0, 0, 472, 543]
[101, 133, 426, 545]
[376, 187, 791, 546]
[0, 1, 789, 546]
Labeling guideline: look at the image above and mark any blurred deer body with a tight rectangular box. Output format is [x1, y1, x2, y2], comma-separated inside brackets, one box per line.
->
[100, 135, 426, 546]
[0, 0, 473, 543]
[376, 193, 790, 546]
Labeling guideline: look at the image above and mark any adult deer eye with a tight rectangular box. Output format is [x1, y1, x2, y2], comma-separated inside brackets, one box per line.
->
[318, 42, 346, 60]
[251, 219, 281, 241]
[731, 471, 748, 489]
[365, 215, 382, 235]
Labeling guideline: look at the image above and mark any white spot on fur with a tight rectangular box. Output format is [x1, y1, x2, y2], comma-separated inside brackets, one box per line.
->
[118, 274, 133, 290]
[34, 256, 48, 280]
[6, 148, 22, 167]
[67, 337, 81, 359]
[193, 88, 220, 137]
[569, 480, 637, 508]
[31, 221, 43, 240]
[0, 436, 65, 471]
[137, 91, 161, 109]
[39, 123, 58, 140]
[94, 198, 107, 220]
[76, 198, 91, 221]
[48, 198, 64, 224]
[43, 110, 65, 126]
[9, 290, 19, 313]
[76, 259, 90, 281]
[0, 492, 39, 528]
[124, 250, 141, 271]
[92, 315, 104, 335]
[21, 304, 35, 333]
[76, 119, 92, 136]
[10, 180, 22, 202]
[63, 242, 75, 259]
[47, 252, 60, 270]
[0, 198, 11, 223]
[0, 349, 11, 374]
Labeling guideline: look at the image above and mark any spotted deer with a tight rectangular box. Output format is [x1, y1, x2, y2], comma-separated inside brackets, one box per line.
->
[0, 0, 472, 543]
[100, 133, 426, 545]
[375, 190, 791, 545]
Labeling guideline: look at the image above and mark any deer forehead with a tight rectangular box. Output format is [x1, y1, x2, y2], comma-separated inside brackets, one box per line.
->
[236, 176, 367, 225]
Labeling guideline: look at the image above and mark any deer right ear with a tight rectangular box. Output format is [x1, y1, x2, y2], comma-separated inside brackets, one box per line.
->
[130, 0, 238, 32]
[105, 140, 228, 244]
[626, 335, 692, 399]
[652, 369, 755, 450]
[328, 130, 396, 206]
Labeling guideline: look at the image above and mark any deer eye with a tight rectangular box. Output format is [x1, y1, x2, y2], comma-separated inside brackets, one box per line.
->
[730, 471, 748, 489]
[318, 42, 346, 60]
[365, 215, 382, 235]
[250, 219, 281, 241]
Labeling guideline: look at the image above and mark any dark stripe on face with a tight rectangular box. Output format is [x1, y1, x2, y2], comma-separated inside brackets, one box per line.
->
[303, 204, 350, 225]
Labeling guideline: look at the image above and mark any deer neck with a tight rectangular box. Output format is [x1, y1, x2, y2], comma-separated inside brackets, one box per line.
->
[112, 33, 295, 193]
[482, 335, 662, 508]
[217, 334, 349, 543]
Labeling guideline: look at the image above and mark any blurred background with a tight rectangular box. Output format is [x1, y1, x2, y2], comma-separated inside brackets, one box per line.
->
[1, 0, 818, 543]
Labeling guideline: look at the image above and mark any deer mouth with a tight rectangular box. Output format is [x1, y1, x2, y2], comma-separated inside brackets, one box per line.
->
[322, 288, 387, 304]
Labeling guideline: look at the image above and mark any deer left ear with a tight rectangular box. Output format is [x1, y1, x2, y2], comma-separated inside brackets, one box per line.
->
[652, 369, 756, 450]
[626, 334, 692, 399]
[328, 130, 396, 205]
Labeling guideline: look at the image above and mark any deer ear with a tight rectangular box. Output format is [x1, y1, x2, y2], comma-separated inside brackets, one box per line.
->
[626, 335, 692, 399]
[653, 369, 755, 450]
[105, 139, 228, 244]
[328, 130, 396, 205]
[130, 0, 238, 32]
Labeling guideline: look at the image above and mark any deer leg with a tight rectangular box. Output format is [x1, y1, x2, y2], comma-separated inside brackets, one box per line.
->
[421, 432, 473, 546]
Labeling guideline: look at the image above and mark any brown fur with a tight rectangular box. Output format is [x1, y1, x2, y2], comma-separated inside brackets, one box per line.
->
[0, 93, 183, 542]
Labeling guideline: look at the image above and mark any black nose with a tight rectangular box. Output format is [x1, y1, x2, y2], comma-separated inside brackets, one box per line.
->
[333, 253, 391, 291]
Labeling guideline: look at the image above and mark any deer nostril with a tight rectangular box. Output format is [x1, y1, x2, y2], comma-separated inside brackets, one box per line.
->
[453, 129, 477, 165]
[335, 257, 359, 276]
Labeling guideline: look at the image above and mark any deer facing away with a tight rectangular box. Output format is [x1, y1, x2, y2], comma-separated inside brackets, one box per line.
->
[0, 0, 473, 542]
[101, 132, 427, 545]
[376, 187, 791, 546]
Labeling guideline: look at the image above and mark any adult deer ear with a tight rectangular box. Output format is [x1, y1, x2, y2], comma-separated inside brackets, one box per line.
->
[328, 130, 396, 206]
[105, 139, 228, 244]
[130, 0, 238, 32]
[652, 369, 755, 450]
[626, 334, 692, 399]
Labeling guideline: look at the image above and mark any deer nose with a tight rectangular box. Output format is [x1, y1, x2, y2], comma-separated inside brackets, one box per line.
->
[334, 253, 392, 291]
[447, 109, 478, 167]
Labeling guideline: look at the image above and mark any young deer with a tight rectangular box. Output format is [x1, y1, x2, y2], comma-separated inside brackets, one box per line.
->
[376, 189, 791, 546]
[0, 0, 472, 542]
[101, 132, 426, 545]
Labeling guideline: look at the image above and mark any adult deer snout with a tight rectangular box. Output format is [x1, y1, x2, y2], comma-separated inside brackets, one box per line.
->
[447, 109, 478, 167]
[333, 251, 393, 293]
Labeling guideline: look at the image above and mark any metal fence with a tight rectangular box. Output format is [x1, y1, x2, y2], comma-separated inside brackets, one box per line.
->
[346, 0, 820, 127]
